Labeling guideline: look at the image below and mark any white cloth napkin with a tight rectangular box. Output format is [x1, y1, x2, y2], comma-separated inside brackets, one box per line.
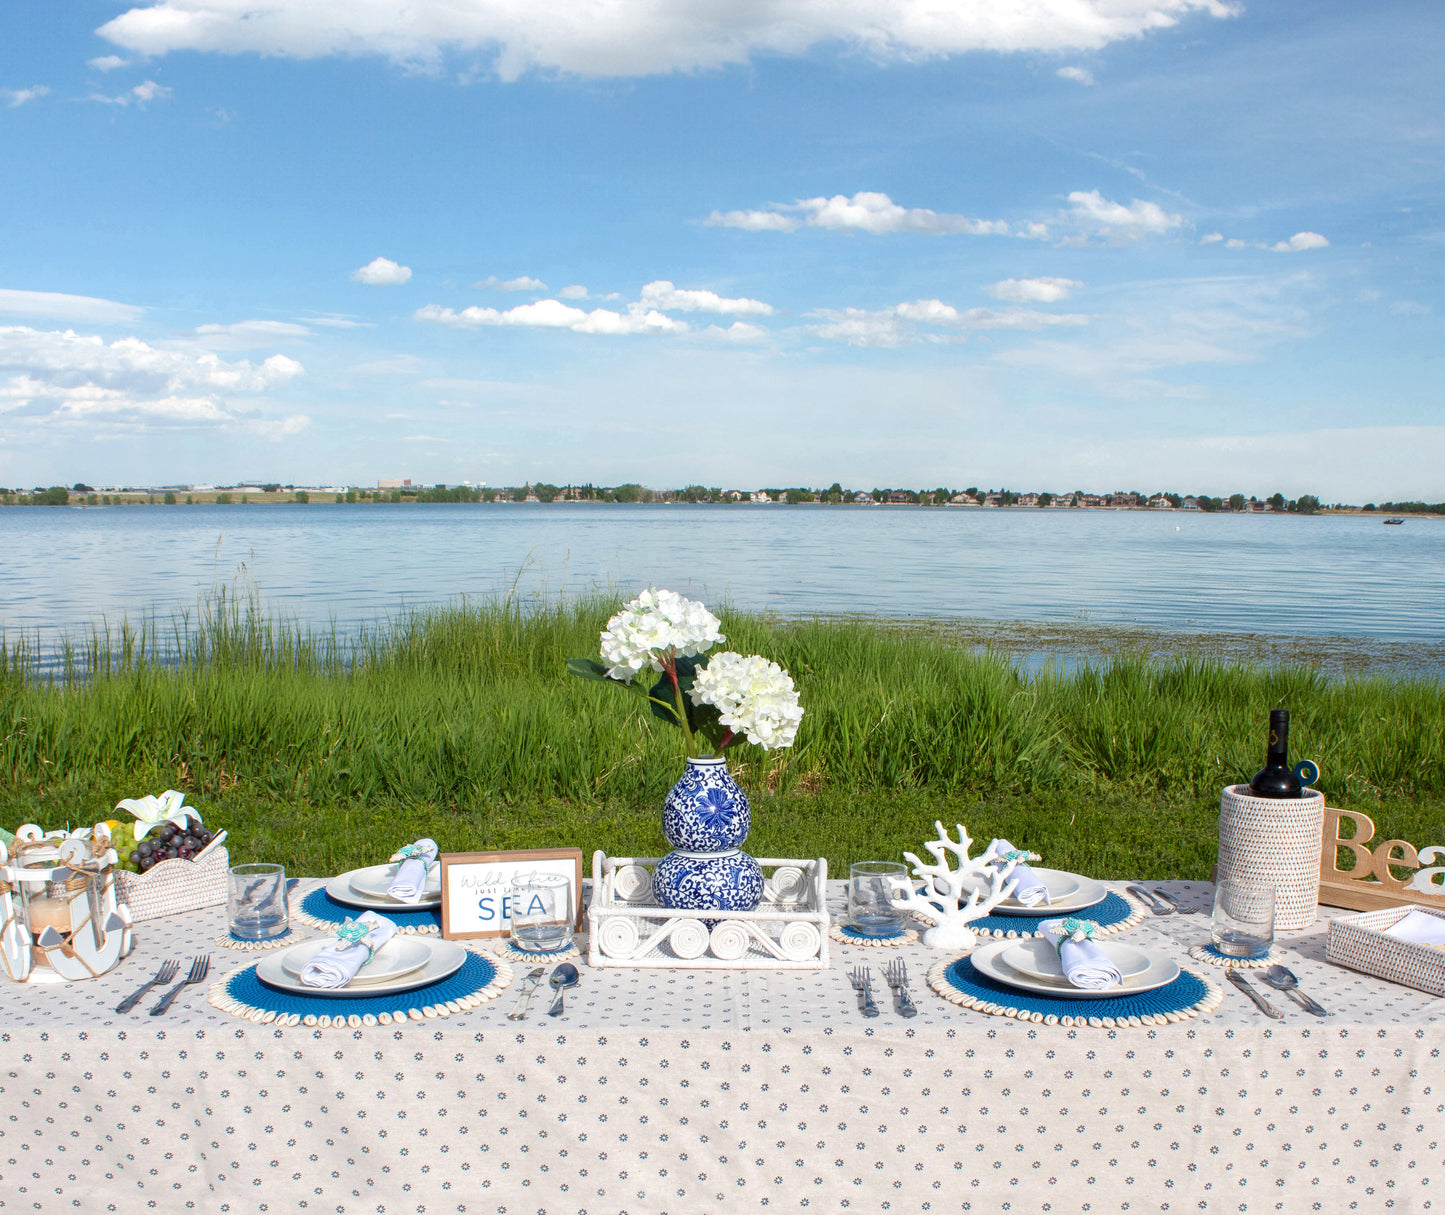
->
[300, 911, 397, 988]
[982, 838, 1049, 907]
[387, 838, 438, 903]
[1040, 918, 1122, 990]
[1384, 908, 1445, 947]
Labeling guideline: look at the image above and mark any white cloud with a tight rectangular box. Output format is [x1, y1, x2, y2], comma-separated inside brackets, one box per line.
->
[1199, 232, 1224, 244]
[254, 414, 310, 440]
[1056, 66, 1095, 85]
[89, 79, 171, 106]
[639, 280, 773, 316]
[810, 298, 1089, 346]
[1273, 231, 1329, 252]
[351, 256, 413, 286]
[708, 191, 1008, 237]
[558, 284, 589, 299]
[475, 274, 546, 292]
[193, 319, 311, 345]
[415, 299, 687, 336]
[697, 321, 769, 343]
[0, 325, 304, 434]
[87, 55, 129, 71]
[3, 86, 50, 108]
[986, 276, 1082, 303]
[1067, 189, 1183, 238]
[97, 0, 1238, 79]
[305, 314, 370, 328]
[0, 288, 144, 325]
[705, 208, 799, 232]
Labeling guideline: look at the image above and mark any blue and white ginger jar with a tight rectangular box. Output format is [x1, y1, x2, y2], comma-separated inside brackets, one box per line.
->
[654, 755, 763, 913]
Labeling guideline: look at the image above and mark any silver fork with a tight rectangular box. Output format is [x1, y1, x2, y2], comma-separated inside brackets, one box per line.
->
[883, 958, 918, 1018]
[149, 955, 210, 1016]
[115, 959, 179, 1014]
[849, 966, 880, 1017]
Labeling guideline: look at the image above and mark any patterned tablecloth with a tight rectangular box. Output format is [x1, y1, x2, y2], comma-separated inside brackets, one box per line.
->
[1, 879, 1441, 1214]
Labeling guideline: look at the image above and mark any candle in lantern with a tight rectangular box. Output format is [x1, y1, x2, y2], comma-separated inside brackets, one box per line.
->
[27, 896, 72, 937]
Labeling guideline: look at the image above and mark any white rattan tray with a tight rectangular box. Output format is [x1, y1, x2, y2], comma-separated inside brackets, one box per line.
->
[1325, 904, 1445, 997]
[587, 851, 829, 970]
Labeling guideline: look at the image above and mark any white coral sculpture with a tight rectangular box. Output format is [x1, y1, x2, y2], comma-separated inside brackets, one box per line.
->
[888, 821, 1021, 950]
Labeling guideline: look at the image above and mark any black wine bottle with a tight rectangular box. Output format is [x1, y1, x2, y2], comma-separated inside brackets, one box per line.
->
[1248, 708, 1303, 798]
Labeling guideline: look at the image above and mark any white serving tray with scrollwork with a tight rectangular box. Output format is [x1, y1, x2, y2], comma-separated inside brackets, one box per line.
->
[587, 851, 829, 970]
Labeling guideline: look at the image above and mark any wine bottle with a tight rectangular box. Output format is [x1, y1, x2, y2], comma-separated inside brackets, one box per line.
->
[1248, 708, 1303, 798]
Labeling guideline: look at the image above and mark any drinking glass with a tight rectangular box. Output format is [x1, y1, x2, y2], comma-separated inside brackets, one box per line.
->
[848, 861, 910, 938]
[227, 863, 288, 941]
[510, 873, 574, 952]
[1211, 879, 1275, 958]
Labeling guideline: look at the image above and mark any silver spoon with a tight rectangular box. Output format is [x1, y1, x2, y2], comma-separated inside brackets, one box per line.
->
[1260, 964, 1330, 1016]
[546, 962, 580, 1017]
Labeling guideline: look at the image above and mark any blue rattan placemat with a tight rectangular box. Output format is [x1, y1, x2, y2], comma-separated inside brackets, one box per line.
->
[295, 886, 443, 934]
[209, 951, 511, 1028]
[946, 890, 1147, 939]
[927, 955, 1222, 1027]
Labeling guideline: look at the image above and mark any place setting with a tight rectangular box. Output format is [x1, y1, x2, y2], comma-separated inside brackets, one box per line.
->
[210, 839, 513, 1027]
[294, 838, 446, 935]
[927, 914, 1223, 1028]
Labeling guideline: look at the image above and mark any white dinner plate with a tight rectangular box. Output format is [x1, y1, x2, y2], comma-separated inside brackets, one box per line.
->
[256, 937, 467, 999]
[279, 935, 433, 985]
[966, 868, 1108, 917]
[999, 936, 1153, 983]
[325, 865, 442, 910]
[969, 938, 1181, 1000]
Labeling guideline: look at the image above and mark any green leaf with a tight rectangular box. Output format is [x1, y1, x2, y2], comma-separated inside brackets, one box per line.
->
[566, 658, 611, 682]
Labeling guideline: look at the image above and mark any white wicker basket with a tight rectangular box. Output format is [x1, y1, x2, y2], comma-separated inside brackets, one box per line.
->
[114, 844, 229, 921]
[587, 851, 829, 970]
[1326, 905, 1445, 996]
[1217, 784, 1325, 930]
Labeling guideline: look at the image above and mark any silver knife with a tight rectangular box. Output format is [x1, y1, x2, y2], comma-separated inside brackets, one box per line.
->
[1226, 969, 1284, 1019]
[1125, 885, 1173, 915]
[507, 966, 547, 1021]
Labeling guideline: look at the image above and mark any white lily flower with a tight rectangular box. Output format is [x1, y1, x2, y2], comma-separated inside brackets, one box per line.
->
[115, 789, 200, 841]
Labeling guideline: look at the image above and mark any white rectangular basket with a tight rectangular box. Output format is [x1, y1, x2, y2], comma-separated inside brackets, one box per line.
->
[113, 845, 229, 922]
[587, 851, 830, 970]
[1325, 904, 1445, 997]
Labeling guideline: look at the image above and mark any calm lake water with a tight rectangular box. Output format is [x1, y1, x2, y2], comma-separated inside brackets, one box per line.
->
[3, 505, 1443, 653]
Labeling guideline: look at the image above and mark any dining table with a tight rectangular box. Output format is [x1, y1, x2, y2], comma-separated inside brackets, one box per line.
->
[1, 877, 1440, 1213]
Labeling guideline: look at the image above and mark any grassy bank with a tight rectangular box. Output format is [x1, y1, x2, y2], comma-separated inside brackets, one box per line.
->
[3, 595, 1442, 877]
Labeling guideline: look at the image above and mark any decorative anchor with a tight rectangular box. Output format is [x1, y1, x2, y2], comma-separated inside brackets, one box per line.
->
[886, 821, 1024, 950]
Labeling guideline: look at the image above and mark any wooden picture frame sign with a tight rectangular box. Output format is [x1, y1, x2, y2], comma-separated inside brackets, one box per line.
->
[438, 848, 584, 940]
[1319, 805, 1445, 913]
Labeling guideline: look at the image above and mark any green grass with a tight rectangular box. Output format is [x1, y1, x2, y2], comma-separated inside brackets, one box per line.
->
[3, 593, 1442, 878]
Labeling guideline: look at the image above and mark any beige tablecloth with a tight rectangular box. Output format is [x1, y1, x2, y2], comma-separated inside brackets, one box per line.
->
[1, 879, 1441, 1213]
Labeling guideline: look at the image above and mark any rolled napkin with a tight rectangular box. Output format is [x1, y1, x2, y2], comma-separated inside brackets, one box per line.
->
[300, 911, 398, 988]
[1040, 916, 1121, 990]
[387, 838, 439, 903]
[981, 838, 1048, 907]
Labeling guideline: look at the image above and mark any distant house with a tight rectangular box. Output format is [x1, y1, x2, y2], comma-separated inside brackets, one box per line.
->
[1181, 497, 1200, 511]
[724, 490, 745, 502]
[1016, 492, 1039, 507]
[1148, 495, 1173, 509]
[750, 491, 773, 504]
[948, 493, 978, 506]
[854, 492, 875, 504]
[889, 491, 916, 504]
[1111, 492, 1137, 507]
[378, 478, 412, 489]
[1081, 494, 1105, 509]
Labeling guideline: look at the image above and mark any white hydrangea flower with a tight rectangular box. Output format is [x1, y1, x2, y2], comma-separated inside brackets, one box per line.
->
[689, 651, 804, 750]
[599, 588, 724, 682]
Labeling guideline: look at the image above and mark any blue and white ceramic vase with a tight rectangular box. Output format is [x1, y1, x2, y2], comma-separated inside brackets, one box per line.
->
[653, 755, 763, 913]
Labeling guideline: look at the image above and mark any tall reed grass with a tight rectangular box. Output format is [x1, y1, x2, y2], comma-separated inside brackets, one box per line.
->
[4, 593, 1443, 821]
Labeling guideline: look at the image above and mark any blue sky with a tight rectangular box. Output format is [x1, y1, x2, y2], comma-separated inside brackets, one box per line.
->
[1, 0, 1442, 500]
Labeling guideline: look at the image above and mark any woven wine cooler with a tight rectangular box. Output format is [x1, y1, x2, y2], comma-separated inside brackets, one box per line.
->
[1217, 784, 1325, 930]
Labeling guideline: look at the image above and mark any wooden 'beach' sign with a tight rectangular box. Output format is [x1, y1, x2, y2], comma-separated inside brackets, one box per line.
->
[1319, 805, 1445, 912]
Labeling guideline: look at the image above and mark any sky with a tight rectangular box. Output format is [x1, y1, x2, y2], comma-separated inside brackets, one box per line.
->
[1, 0, 1442, 501]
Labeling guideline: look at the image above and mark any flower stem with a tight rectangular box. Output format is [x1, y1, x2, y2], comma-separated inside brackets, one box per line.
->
[664, 651, 697, 757]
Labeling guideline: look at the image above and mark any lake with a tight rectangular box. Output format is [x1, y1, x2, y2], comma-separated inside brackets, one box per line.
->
[2, 504, 1442, 657]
